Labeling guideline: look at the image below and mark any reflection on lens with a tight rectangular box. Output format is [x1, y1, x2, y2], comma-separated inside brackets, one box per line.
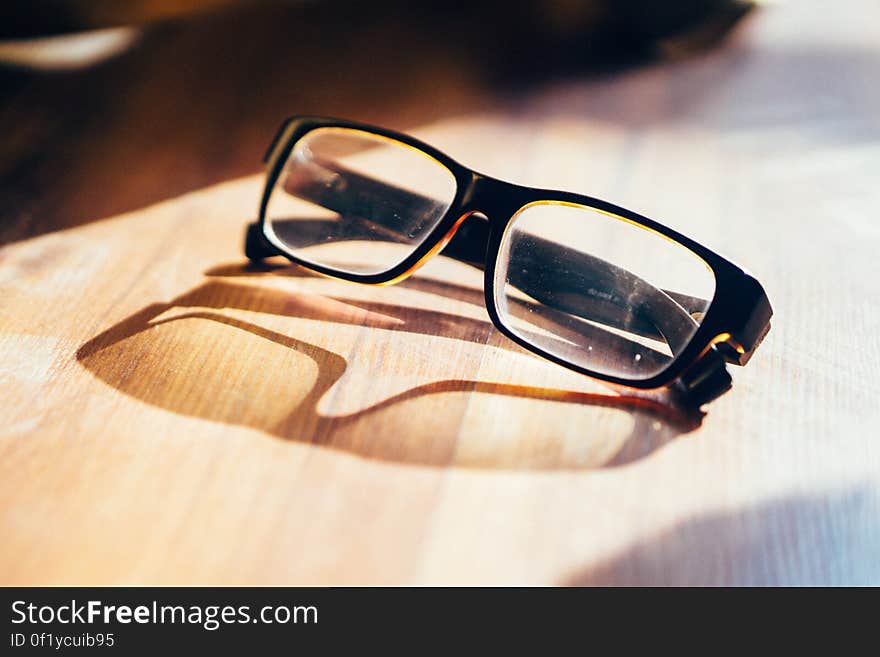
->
[494, 202, 716, 380]
[264, 127, 458, 275]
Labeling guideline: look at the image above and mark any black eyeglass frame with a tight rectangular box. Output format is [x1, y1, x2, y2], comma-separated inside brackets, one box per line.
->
[245, 115, 772, 404]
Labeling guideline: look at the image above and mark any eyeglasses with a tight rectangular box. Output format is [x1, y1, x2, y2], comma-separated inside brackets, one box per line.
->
[244, 116, 772, 405]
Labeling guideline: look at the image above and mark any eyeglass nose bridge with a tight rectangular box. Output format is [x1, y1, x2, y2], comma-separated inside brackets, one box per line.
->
[430, 173, 527, 272]
[371, 174, 511, 285]
[459, 173, 532, 223]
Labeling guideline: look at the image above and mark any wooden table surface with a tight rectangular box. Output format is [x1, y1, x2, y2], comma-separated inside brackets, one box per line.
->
[2, 0, 879, 585]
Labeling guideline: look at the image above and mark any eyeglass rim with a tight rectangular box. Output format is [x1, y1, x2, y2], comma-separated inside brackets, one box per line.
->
[253, 115, 772, 394]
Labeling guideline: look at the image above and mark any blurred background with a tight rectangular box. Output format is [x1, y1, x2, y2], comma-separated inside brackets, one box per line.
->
[0, 0, 752, 245]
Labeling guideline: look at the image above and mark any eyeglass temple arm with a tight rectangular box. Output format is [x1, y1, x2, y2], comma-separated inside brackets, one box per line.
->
[257, 158, 704, 343]
[247, 159, 764, 398]
[247, 214, 736, 403]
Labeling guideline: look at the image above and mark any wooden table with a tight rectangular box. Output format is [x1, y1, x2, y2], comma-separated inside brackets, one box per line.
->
[2, 0, 878, 585]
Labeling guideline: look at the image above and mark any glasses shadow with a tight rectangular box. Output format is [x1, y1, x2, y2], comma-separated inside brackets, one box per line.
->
[76, 261, 705, 471]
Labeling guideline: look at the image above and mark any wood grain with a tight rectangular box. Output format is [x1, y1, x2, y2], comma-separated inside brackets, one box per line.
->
[1, 0, 879, 585]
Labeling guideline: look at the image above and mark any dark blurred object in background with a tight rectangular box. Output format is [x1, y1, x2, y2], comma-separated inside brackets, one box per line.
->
[1, 0, 751, 66]
[0, 0, 252, 38]
[0, 0, 751, 246]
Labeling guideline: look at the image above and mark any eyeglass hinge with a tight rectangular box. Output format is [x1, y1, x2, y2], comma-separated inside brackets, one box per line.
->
[676, 345, 732, 406]
[244, 222, 278, 261]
